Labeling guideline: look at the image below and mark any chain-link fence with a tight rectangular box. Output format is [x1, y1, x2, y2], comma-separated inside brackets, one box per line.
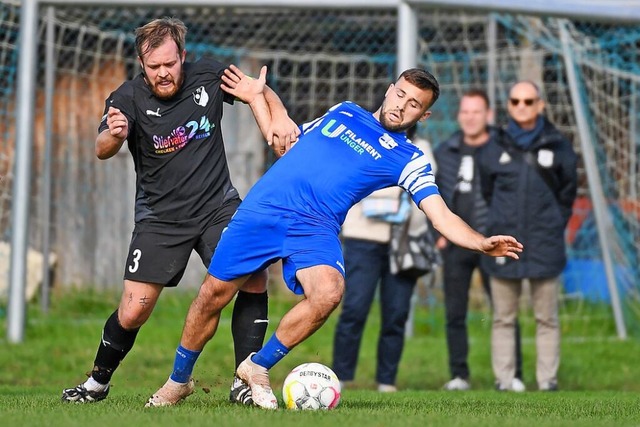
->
[1, 2, 639, 332]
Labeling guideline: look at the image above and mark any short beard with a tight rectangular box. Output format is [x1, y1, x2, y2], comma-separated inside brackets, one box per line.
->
[143, 70, 184, 100]
[379, 112, 413, 133]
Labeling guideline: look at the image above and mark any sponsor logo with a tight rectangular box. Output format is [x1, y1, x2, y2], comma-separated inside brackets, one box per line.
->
[499, 151, 511, 164]
[101, 331, 111, 347]
[146, 107, 162, 117]
[321, 120, 347, 138]
[320, 119, 382, 160]
[152, 115, 214, 154]
[300, 370, 331, 380]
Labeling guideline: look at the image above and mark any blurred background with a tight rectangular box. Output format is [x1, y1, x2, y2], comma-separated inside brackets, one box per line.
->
[1, 1, 639, 338]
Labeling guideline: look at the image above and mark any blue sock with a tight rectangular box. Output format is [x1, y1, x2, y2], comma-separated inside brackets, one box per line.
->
[251, 334, 289, 369]
[170, 345, 201, 383]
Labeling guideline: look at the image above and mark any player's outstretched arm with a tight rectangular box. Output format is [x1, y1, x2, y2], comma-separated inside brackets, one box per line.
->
[222, 64, 299, 158]
[222, 64, 273, 143]
[419, 194, 523, 259]
[96, 106, 128, 160]
[263, 85, 299, 158]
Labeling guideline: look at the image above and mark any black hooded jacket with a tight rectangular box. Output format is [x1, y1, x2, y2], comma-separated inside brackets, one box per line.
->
[476, 118, 578, 279]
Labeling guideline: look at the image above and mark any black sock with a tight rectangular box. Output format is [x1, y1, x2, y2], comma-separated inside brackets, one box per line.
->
[231, 291, 268, 369]
[91, 310, 140, 384]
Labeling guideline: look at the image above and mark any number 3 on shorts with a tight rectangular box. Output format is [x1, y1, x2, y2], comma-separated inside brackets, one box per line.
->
[128, 248, 142, 273]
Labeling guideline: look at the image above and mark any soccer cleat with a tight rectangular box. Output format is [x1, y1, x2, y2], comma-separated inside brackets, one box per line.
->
[443, 377, 471, 391]
[495, 381, 509, 391]
[145, 377, 195, 407]
[539, 381, 558, 392]
[235, 353, 278, 409]
[377, 383, 398, 393]
[61, 383, 110, 403]
[512, 377, 527, 392]
[229, 375, 254, 405]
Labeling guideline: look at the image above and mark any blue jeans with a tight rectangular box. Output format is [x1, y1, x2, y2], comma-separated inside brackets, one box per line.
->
[332, 238, 416, 386]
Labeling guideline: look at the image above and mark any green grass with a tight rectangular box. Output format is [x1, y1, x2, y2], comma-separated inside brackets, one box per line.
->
[1, 287, 640, 426]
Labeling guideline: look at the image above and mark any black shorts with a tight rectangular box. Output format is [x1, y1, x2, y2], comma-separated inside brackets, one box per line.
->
[123, 197, 240, 286]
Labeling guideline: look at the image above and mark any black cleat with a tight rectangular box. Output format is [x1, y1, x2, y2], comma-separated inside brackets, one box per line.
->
[62, 383, 110, 403]
[229, 376, 253, 406]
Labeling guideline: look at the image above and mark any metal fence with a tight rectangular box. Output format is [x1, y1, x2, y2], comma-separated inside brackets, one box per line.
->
[2, 1, 639, 337]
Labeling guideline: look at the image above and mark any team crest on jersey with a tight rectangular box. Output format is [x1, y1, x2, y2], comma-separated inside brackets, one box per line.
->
[499, 151, 511, 164]
[537, 149, 554, 168]
[193, 86, 209, 107]
[379, 133, 397, 150]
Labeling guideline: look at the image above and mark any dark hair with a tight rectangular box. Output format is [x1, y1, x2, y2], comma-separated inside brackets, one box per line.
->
[462, 88, 490, 108]
[135, 17, 187, 59]
[397, 68, 440, 108]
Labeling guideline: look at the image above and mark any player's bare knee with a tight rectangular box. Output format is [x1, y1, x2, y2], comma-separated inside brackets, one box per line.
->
[117, 305, 152, 329]
[309, 278, 343, 314]
[198, 274, 238, 311]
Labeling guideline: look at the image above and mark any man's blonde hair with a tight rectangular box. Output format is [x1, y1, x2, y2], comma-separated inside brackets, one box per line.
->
[135, 17, 187, 59]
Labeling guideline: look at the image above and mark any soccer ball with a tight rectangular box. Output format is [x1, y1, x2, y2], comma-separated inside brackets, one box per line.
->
[282, 362, 341, 410]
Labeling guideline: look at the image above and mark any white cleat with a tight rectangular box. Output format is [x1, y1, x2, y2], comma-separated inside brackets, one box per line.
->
[236, 353, 278, 409]
[443, 377, 471, 391]
[511, 378, 526, 392]
[145, 377, 195, 407]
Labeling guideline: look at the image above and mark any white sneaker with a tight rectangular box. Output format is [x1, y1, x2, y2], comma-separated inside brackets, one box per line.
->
[145, 377, 195, 407]
[236, 353, 278, 409]
[377, 384, 397, 393]
[511, 378, 526, 392]
[443, 377, 470, 391]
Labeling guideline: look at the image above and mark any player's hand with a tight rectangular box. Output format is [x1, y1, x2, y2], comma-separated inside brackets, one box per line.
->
[268, 114, 300, 158]
[436, 236, 448, 250]
[221, 64, 266, 104]
[107, 106, 128, 140]
[480, 235, 523, 259]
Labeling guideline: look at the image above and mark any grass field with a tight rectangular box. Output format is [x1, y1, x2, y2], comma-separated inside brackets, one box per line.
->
[1, 286, 640, 426]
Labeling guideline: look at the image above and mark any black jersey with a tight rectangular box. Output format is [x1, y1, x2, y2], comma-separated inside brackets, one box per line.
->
[99, 57, 239, 223]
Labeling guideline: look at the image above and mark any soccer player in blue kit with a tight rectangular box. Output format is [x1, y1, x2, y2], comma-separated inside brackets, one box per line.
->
[149, 66, 524, 409]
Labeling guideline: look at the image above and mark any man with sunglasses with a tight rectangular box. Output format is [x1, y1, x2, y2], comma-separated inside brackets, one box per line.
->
[476, 81, 577, 392]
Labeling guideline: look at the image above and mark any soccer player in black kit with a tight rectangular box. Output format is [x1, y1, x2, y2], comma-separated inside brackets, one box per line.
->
[61, 17, 299, 406]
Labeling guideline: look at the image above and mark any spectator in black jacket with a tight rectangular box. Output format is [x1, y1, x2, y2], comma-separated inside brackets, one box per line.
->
[435, 89, 524, 392]
[477, 81, 577, 392]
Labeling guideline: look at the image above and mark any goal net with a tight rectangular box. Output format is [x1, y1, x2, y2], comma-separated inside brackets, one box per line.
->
[0, 2, 638, 335]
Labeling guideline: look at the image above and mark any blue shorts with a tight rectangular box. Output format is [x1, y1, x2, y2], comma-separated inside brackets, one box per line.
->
[208, 209, 345, 295]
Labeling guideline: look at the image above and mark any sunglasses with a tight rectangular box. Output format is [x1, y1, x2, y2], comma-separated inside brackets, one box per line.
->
[509, 98, 538, 107]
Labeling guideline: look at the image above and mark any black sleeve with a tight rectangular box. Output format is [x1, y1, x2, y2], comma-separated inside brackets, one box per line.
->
[476, 143, 495, 204]
[556, 140, 578, 225]
[98, 81, 136, 135]
[199, 57, 235, 105]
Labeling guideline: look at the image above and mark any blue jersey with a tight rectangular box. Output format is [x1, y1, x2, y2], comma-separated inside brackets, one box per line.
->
[238, 101, 439, 232]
